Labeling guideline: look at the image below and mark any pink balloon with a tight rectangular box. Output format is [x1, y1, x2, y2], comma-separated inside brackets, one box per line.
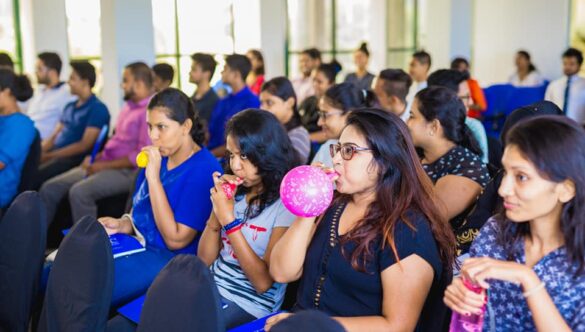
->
[280, 166, 335, 217]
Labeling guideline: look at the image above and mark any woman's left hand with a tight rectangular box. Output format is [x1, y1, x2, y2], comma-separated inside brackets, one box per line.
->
[461, 257, 536, 289]
[210, 172, 237, 226]
[264, 313, 293, 331]
[142, 146, 162, 182]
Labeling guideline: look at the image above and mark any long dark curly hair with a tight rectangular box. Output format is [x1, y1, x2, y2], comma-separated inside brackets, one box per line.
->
[224, 109, 299, 220]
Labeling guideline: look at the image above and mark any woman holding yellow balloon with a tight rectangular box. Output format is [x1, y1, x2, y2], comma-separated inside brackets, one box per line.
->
[96, 88, 222, 306]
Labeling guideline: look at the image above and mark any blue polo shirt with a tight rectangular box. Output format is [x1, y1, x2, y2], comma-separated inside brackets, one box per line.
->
[207, 86, 259, 150]
[0, 113, 36, 208]
[131, 148, 222, 254]
[53, 94, 110, 149]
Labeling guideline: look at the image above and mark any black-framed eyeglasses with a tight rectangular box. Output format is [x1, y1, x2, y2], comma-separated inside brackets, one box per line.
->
[318, 110, 344, 119]
[329, 142, 372, 160]
[458, 94, 471, 102]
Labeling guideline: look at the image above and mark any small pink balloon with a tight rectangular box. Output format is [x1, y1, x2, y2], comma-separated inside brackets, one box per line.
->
[280, 165, 336, 217]
[221, 182, 237, 200]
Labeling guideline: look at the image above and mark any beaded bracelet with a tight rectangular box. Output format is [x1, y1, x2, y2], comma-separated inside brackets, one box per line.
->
[226, 224, 243, 235]
[523, 281, 546, 298]
[222, 218, 242, 233]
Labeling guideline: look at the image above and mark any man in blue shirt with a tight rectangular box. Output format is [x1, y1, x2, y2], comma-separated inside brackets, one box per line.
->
[207, 54, 259, 157]
[35, 61, 110, 188]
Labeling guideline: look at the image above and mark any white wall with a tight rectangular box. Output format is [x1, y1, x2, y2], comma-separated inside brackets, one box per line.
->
[100, 0, 155, 125]
[472, 0, 570, 86]
[259, 0, 286, 78]
[418, 0, 452, 72]
[30, 0, 70, 81]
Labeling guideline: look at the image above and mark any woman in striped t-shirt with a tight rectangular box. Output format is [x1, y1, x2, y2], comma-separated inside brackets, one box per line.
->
[198, 109, 299, 329]
[260, 76, 311, 164]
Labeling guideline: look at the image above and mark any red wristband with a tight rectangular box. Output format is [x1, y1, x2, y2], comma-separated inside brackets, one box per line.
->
[226, 224, 243, 235]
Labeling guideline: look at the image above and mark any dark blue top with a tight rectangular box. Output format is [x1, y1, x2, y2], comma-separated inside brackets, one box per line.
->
[54, 94, 110, 149]
[294, 202, 450, 332]
[471, 218, 585, 331]
[131, 148, 222, 254]
[207, 86, 259, 150]
[192, 88, 219, 124]
[0, 113, 36, 208]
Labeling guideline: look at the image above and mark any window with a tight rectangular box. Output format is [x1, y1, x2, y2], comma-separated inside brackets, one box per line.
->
[65, 0, 103, 93]
[286, 0, 418, 79]
[152, 0, 261, 96]
[0, 0, 23, 72]
[387, 0, 418, 68]
[570, 0, 585, 75]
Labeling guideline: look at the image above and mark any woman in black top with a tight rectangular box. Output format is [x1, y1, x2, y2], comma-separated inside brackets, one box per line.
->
[267, 109, 456, 331]
[407, 86, 489, 255]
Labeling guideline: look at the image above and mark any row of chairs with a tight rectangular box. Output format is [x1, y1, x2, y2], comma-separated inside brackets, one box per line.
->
[482, 83, 549, 137]
[0, 191, 340, 332]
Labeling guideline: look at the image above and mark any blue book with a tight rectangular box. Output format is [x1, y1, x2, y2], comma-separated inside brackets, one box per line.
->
[118, 295, 145, 324]
[228, 312, 282, 332]
[118, 294, 229, 324]
[62, 229, 145, 259]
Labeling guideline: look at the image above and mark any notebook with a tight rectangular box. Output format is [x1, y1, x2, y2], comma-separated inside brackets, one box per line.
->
[118, 294, 230, 324]
[61, 229, 145, 259]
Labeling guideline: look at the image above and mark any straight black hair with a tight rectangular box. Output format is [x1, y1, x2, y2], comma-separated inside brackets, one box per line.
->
[152, 63, 175, 82]
[416, 86, 482, 157]
[38, 52, 62, 75]
[191, 53, 217, 81]
[0, 69, 33, 102]
[499, 116, 585, 274]
[261, 76, 302, 131]
[70, 60, 97, 88]
[224, 109, 299, 220]
[324, 82, 376, 113]
[316, 60, 342, 84]
[148, 88, 205, 146]
[517, 50, 536, 73]
[225, 54, 252, 82]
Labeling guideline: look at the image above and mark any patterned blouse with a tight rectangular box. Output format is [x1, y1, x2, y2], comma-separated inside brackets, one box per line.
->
[470, 218, 585, 331]
[423, 145, 489, 255]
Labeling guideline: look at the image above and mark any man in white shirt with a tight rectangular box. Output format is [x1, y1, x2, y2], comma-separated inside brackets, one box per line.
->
[545, 48, 585, 124]
[406, 50, 431, 107]
[292, 48, 321, 104]
[373, 68, 412, 122]
[26, 52, 75, 139]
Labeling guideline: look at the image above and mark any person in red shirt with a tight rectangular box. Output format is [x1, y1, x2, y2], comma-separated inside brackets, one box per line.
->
[246, 49, 265, 96]
[451, 57, 487, 119]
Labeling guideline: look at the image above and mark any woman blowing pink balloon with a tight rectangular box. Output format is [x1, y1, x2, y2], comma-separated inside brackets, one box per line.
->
[197, 109, 300, 329]
[267, 108, 456, 331]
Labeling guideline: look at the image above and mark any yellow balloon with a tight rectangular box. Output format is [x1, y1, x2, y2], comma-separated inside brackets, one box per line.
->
[136, 151, 149, 168]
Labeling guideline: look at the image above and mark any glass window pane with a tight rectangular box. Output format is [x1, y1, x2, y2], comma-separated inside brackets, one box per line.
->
[335, 0, 375, 51]
[232, 0, 261, 53]
[154, 56, 179, 87]
[152, 0, 177, 55]
[65, 0, 102, 57]
[333, 52, 353, 83]
[387, 50, 413, 69]
[88, 59, 103, 96]
[176, 0, 233, 55]
[387, 0, 416, 49]
[0, 0, 17, 61]
[287, 0, 333, 51]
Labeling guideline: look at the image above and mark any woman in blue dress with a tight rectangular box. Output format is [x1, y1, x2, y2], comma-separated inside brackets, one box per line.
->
[444, 116, 585, 331]
[95, 88, 222, 305]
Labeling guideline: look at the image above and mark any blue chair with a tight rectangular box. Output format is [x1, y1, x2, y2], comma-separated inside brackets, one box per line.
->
[38, 216, 114, 332]
[137, 255, 225, 332]
[0, 191, 47, 332]
[482, 83, 548, 138]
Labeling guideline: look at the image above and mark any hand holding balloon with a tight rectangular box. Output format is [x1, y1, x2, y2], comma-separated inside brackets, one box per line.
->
[136, 151, 149, 168]
[280, 165, 337, 217]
